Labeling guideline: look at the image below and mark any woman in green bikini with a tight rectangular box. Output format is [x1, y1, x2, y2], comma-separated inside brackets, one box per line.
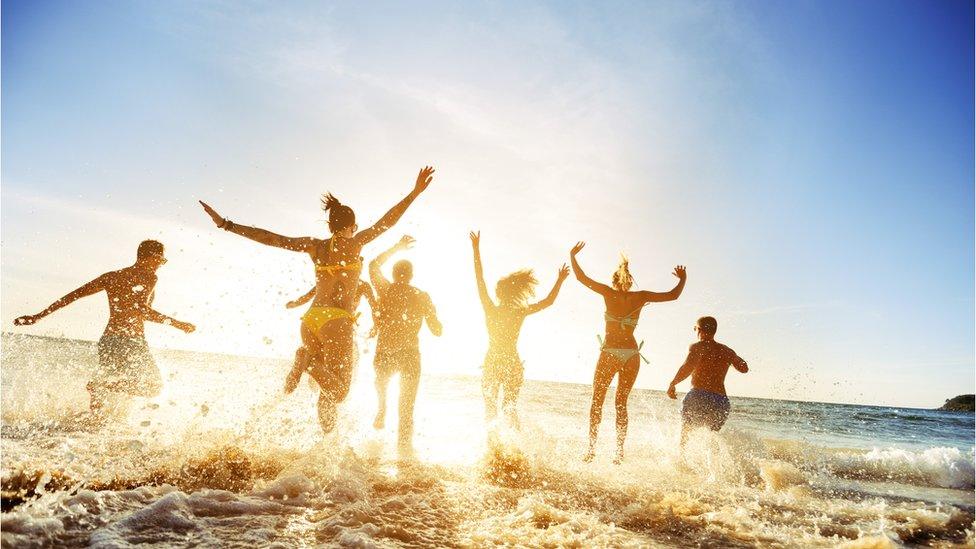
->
[199, 166, 435, 434]
[570, 241, 686, 463]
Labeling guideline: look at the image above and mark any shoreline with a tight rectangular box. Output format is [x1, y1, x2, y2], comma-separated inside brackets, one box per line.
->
[3, 332, 972, 412]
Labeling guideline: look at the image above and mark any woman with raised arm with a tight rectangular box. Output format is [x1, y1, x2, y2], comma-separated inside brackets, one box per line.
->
[199, 166, 435, 434]
[570, 241, 686, 463]
[470, 231, 569, 429]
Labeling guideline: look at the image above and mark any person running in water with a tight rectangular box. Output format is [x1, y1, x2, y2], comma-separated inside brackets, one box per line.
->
[570, 241, 686, 463]
[200, 166, 436, 434]
[667, 316, 748, 449]
[285, 280, 377, 395]
[13, 240, 195, 415]
[470, 231, 569, 429]
[367, 235, 442, 454]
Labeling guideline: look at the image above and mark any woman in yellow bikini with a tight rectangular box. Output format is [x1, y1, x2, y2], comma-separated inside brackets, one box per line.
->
[569, 241, 686, 463]
[199, 166, 435, 433]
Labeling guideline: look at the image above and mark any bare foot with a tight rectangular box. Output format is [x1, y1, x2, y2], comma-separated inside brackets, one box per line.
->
[613, 450, 624, 465]
[373, 412, 385, 430]
[583, 449, 595, 463]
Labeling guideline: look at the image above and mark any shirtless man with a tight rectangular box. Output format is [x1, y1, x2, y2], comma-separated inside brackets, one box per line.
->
[368, 235, 442, 452]
[667, 316, 748, 448]
[14, 240, 195, 413]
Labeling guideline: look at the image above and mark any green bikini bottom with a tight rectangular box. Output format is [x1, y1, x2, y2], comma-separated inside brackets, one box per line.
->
[598, 336, 649, 364]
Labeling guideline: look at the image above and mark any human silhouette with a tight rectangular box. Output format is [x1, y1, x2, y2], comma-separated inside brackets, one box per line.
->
[13, 240, 195, 414]
[570, 241, 686, 463]
[199, 166, 435, 434]
[285, 279, 376, 316]
[470, 231, 569, 429]
[367, 235, 442, 454]
[667, 316, 748, 449]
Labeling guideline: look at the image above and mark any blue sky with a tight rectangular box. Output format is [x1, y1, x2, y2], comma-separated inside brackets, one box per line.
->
[2, 0, 973, 408]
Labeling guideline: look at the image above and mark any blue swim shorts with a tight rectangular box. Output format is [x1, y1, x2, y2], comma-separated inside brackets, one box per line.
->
[681, 388, 731, 431]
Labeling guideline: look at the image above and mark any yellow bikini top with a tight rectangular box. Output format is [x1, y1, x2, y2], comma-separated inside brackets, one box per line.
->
[314, 237, 362, 276]
[316, 262, 361, 275]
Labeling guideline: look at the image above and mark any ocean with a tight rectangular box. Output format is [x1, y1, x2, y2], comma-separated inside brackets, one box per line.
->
[1, 332, 973, 547]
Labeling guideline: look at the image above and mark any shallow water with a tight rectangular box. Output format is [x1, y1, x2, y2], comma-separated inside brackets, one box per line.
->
[2, 333, 973, 547]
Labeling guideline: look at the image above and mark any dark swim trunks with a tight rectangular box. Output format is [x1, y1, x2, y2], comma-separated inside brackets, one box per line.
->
[681, 388, 731, 431]
[89, 335, 162, 397]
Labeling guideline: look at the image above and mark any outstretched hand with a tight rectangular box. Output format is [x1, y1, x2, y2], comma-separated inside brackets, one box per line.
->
[199, 201, 226, 228]
[14, 314, 39, 326]
[570, 241, 585, 256]
[414, 166, 435, 193]
[557, 264, 570, 281]
[667, 384, 677, 400]
[396, 235, 416, 251]
[673, 265, 687, 280]
[469, 231, 480, 247]
[175, 321, 196, 334]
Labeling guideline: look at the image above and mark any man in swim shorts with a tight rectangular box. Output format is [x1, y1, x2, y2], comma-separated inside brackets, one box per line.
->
[666, 316, 748, 447]
[14, 240, 196, 414]
[368, 235, 442, 453]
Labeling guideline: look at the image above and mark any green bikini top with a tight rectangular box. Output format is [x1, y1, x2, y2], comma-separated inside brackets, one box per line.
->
[605, 310, 640, 329]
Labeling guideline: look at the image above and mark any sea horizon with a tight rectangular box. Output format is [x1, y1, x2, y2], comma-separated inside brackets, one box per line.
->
[3, 331, 968, 413]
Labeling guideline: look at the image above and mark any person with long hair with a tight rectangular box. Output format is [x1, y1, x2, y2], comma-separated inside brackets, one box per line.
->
[199, 166, 436, 433]
[570, 241, 686, 463]
[470, 231, 569, 428]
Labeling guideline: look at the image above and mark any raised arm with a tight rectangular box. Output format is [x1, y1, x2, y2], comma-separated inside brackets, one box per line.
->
[369, 235, 415, 296]
[355, 167, 435, 245]
[14, 274, 107, 325]
[667, 345, 700, 399]
[285, 287, 317, 309]
[469, 231, 494, 311]
[422, 293, 443, 337]
[569, 242, 613, 296]
[199, 201, 315, 252]
[526, 264, 570, 315]
[637, 265, 687, 304]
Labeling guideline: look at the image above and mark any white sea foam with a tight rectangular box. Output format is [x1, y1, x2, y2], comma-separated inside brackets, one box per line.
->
[796, 444, 976, 489]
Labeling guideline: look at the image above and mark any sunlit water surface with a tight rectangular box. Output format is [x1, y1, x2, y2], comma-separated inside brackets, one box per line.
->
[2, 333, 973, 547]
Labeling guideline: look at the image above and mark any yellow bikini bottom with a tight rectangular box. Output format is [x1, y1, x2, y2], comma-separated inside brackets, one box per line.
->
[302, 306, 356, 333]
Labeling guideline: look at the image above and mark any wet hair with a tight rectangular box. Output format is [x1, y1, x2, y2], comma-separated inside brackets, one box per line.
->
[392, 259, 413, 283]
[495, 269, 537, 306]
[611, 254, 634, 290]
[697, 316, 718, 337]
[320, 193, 356, 233]
[137, 239, 164, 260]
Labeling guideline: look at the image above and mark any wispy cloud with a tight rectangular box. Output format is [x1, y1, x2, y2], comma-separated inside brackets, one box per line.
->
[726, 301, 846, 318]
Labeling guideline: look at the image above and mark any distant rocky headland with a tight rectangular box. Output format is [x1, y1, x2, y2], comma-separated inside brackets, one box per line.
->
[938, 394, 975, 412]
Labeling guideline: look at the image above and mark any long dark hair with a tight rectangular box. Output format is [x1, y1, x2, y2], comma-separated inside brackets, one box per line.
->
[320, 193, 356, 233]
